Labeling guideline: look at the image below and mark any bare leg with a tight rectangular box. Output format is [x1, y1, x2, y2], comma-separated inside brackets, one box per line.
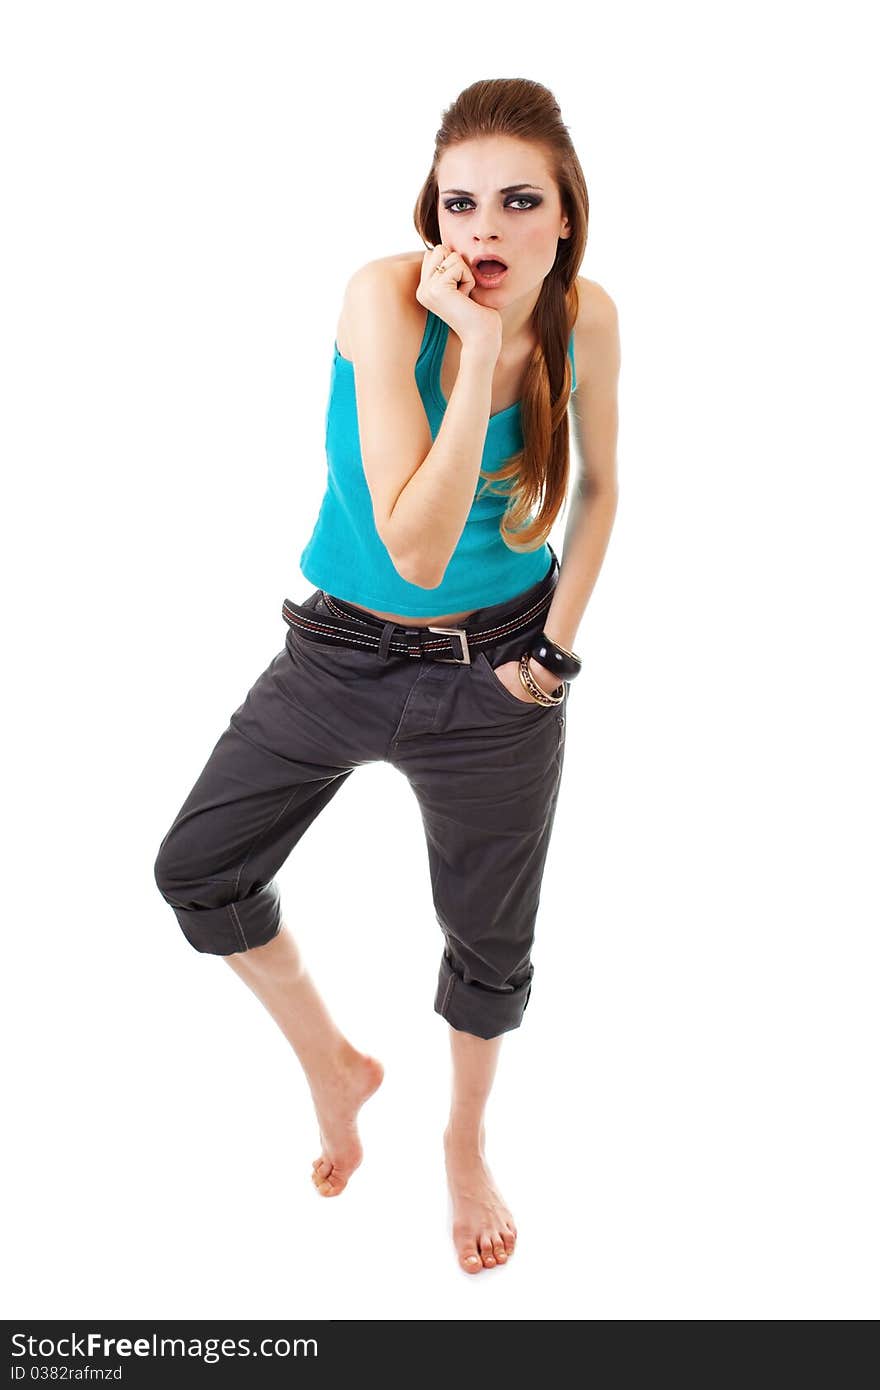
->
[443, 1028, 518, 1274]
[225, 921, 384, 1196]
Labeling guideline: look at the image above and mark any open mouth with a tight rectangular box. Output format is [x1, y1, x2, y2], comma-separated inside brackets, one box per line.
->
[473, 258, 509, 286]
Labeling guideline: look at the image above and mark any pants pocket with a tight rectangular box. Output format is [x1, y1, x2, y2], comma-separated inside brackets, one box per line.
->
[476, 650, 560, 713]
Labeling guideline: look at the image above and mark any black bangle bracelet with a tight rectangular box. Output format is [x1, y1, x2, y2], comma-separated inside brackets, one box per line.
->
[527, 630, 583, 682]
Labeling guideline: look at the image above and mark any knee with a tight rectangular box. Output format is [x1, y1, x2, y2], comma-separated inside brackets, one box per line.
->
[153, 826, 188, 903]
[153, 837, 173, 902]
[153, 824, 282, 956]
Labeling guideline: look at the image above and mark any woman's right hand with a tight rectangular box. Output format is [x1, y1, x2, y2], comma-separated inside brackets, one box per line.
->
[415, 244, 502, 359]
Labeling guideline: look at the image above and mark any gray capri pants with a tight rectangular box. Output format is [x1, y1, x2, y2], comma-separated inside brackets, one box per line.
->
[153, 556, 568, 1040]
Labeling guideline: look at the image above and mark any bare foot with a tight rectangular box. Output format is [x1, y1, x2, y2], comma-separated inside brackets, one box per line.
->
[443, 1126, 517, 1273]
[309, 1044, 384, 1197]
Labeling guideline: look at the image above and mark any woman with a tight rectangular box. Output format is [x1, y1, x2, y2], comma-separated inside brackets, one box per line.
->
[154, 77, 620, 1275]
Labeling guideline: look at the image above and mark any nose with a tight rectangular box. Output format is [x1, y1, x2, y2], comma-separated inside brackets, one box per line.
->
[472, 235, 501, 259]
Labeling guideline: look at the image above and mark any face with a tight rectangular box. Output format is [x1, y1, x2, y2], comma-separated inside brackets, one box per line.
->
[435, 135, 572, 300]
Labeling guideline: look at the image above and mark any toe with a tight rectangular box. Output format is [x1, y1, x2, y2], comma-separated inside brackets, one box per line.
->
[479, 1233, 497, 1267]
[313, 1163, 335, 1191]
[318, 1170, 347, 1197]
[459, 1246, 482, 1274]
[492, 1238, 508, 1264]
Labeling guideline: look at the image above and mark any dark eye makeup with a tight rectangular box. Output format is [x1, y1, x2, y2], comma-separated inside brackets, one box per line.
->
[442, 196, 542, 214]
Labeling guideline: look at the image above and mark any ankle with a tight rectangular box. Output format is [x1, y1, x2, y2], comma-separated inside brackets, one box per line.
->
[302, 1034, 364, 1091]
[444, 1119, 486, 1153]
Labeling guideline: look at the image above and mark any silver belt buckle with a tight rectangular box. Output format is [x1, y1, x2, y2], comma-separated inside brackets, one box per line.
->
[427, 625, 471, 664]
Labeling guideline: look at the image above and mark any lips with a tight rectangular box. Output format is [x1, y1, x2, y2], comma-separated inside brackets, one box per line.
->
[473, 258, 509, 287]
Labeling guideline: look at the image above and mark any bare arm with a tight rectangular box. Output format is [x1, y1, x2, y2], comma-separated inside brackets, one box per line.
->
[384, 340, 496, 588]
[344, 252, 500, 589]
[541, 281, 621, 653]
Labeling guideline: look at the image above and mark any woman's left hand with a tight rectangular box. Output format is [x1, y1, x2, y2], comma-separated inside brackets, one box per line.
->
[491, 657, 563, 704]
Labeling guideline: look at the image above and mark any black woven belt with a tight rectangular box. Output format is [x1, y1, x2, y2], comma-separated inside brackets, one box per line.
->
[281, 580, 556, 665]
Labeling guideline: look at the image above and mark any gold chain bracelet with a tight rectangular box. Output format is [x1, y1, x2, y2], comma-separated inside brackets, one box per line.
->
[518, 652, 565, 706]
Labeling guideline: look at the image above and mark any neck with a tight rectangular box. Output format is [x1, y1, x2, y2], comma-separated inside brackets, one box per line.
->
[489, 284, 542, 355]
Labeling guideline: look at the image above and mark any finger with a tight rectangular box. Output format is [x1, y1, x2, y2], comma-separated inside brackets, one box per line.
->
[423, 245, 455, 285]
[436, 252, 473, 289]
[440, 248, 475, 289]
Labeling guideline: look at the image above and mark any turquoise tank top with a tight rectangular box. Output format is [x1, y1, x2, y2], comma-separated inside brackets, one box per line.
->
[298, 309, 577, 616]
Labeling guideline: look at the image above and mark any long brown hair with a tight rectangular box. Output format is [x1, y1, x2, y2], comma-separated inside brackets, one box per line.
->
[413, 77, 589, 551]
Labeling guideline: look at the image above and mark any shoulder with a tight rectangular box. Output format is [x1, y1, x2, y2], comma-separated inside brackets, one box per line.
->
[337, 252, 425, 359]
[571, 276, 621, 388]
[573, 275, 619, 341]
[348, 250, 423, 290]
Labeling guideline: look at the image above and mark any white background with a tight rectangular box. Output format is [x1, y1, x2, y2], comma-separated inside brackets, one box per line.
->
[2, 0, 877, 1322]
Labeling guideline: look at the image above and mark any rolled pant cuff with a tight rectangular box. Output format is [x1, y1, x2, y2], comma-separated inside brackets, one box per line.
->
[161, 881, 283, 955]
[433, 953, 534, 1040]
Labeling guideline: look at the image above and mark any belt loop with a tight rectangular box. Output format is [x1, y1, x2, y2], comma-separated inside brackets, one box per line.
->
[378, 621, 395, 662]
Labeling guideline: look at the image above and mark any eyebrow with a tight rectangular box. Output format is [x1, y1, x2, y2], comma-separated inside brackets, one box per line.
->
[439, 184, 544, 196]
